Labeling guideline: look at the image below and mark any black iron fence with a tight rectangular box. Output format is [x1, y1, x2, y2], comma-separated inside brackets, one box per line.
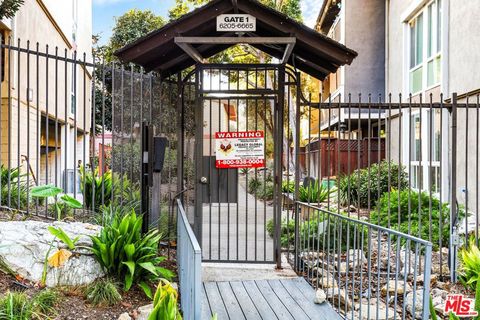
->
[2, 39, 480, 316]
[283, 93, 480, 282]
[0, 38, 188, 243]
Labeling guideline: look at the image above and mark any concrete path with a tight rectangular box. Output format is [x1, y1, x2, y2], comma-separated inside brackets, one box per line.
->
[201, 175, 274, 262]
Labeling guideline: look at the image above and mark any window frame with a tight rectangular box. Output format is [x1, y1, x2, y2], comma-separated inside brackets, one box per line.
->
[407, 0, 442, 94]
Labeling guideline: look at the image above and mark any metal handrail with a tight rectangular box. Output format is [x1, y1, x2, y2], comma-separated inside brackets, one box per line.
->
[176, 198, 201, 320]
[297, 201, 433, 246]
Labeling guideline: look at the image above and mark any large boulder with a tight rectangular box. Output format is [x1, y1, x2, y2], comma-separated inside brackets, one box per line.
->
[0, 220, 105, 287]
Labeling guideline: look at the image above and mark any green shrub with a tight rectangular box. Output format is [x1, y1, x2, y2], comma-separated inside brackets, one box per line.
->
[282, 180, 295, 193]
[0, 165, 29, 209]
[372, 189, 464, 249]
[0, 289, 58, 320]
[89, 209, 174, 297]
[299, 212, 366, 252]
[84, 278, 122, 306]
[258, 181, 274, 201]
[247, 177, 262, 194]
[298, 181, 334, 203]
[268, 212, 365, 251]
[459, 238, 480, 291]
[267, 218, 295, 248]
[338, 161, 408, 208]
[80, 167, 113, 212]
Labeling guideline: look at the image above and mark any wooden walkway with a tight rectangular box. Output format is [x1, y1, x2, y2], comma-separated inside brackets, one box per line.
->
[201, 277, 342, 320]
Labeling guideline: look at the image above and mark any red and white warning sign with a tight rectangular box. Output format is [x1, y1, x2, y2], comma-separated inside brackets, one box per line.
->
[215, 131, 265, 169]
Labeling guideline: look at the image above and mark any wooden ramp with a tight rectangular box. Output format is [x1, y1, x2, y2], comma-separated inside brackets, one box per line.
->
[201, 277, 341, 320]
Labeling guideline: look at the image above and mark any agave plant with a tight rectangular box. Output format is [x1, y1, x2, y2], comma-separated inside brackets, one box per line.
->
[298, 181, 335, 203]
[89, 209, 173, 297]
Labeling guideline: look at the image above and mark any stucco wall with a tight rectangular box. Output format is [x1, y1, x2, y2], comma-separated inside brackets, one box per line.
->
[343, 0, 385, 96]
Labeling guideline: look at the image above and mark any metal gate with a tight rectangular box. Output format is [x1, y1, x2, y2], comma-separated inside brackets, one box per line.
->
[189, 64, 297, 264]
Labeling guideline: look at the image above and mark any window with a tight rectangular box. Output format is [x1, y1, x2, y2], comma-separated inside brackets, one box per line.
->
[409, 109, 441, 192]
[70, 56, 76, 115]
[408, 0, 442, 93]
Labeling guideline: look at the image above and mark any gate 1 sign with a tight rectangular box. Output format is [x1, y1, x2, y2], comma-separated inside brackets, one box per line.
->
[215, 131, 265, 169]
[216, 14, 256, 32]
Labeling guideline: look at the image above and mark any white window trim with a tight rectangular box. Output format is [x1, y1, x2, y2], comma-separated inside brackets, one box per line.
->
[405, 109, 441, 194]
[401, 0, 442, 97]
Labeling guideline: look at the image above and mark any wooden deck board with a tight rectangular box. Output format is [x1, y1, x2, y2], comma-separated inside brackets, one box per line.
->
[202, 277, 342, 320]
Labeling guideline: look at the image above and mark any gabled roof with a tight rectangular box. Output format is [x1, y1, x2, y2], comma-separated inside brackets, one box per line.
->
[114, 0, 357, 80]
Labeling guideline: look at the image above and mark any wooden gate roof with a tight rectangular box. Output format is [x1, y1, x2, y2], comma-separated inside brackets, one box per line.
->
[114, 0, 357, 79]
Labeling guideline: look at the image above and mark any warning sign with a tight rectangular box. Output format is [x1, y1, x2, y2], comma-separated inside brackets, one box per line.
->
[215, 131, 265, 169]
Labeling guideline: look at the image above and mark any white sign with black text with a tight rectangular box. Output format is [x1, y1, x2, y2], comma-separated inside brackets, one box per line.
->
[216, 14, 256, 32]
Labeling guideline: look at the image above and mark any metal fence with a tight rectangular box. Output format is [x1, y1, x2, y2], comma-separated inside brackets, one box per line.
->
[281, 93, 480, 286]
[0, 38, 184, 235]
[294, 202, 432, 319]
[176, 198, 202, 320]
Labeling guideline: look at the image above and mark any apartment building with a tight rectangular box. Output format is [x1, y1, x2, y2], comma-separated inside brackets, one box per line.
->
[314, 0, 480, 214]
[0, 0, 92, 195]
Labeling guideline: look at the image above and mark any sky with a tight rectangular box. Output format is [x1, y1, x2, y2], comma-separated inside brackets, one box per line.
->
[93, 0, 320, 45]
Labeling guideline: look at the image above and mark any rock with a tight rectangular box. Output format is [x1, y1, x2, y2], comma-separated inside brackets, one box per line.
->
[431, 288, 448, 299]
[347, 249, 367, 265]
[380, 280, 412, 297]
[317, 273, 338, 289]
[357, 301, 396, 320]
[326, 288, 354, 311]
[314, 289, 327, 304]
[137, 304, 154, 320]
[405, 290, 425, 319]
[0, 221, 104, 287]
[117, 313, 132, 320]
[338, 262, 348, 273]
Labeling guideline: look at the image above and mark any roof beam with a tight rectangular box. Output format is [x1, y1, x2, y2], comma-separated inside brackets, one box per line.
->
[281, 41, 295, 64]
[174, 36, 296, 45]
[175, 40, 206, 63]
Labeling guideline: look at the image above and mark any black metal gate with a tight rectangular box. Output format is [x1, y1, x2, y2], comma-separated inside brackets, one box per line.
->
[188, 64, 297, 265]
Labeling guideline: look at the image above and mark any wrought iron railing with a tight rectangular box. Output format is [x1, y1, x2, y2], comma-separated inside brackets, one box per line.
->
[293, 202, 432, 320]
[176, 199, 202, 320]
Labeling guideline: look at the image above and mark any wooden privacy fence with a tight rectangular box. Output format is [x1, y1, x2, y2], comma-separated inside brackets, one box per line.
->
[301, 137, 386, 178]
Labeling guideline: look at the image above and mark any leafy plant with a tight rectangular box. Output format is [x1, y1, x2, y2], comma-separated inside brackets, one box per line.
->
[372, 189, 465, 249]
[282, 180, 295, 193]
[247, 177, 262, 194]
[0, 289, 58, 319]
[89, 209, 173, 297]
[84, 278, 122, 306]
[47, 226, 80, 250]
[147, 279, 182, 320]
[267, 218, 295, 248]
[41, 226, 80, 286]
[0, 165, 29, 209]
[30, 185, 82, 220]
[338, 161, 408, 208]
[80, 166, 113, 213]
[258, 181, 274, 201]
[459, 238, 480, 291]
[298, 181, 334, 203]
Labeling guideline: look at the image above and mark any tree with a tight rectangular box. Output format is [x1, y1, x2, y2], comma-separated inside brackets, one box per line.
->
[0, 0, 24, 20]
[92, 9, 166, 133]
